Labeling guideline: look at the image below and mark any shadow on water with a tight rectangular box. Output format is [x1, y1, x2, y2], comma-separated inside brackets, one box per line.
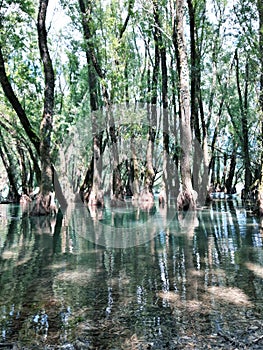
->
[0, 199, 262, 349]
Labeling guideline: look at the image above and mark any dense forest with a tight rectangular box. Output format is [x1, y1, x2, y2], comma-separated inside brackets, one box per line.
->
[0, 0, 263, 216]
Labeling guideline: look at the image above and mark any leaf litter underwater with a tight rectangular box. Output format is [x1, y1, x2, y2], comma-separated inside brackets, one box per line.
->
[0, 200, 262, 349]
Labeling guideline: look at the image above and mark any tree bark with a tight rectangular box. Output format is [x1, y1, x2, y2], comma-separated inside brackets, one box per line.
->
[79, 0, 105, 207]
[154, 0, 169, 205]
[31, 0, 56, 216]
[257, 0, 263, 217]
[140, 3, 160, 206]
[176, 0, 197, 211]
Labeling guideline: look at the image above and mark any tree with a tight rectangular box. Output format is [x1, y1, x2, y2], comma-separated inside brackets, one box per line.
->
[257, 0, 263, 216]
[78, 0, 104, 207]
[0, 0, 262, 217]
[0, 0, 41, 202]
[0, 47, 40, 154]
[234, 49, 252, 197]
[31, 0, 56, 215]
[176, 0, 197, 210]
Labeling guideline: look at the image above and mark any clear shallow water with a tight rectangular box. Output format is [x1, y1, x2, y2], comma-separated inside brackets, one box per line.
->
[0, 199, 262, 349]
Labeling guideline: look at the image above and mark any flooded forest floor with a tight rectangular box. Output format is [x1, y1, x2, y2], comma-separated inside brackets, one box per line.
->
[0, 198, 262, 350]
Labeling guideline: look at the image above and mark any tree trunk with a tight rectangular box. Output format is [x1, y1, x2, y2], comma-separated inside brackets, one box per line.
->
[140, 6, 160, 206]
[130, 134, 140, 200]
[109, 116, 125, 205]
[257, 0, 263, 218]
[78, 0, 105, 207]
[225, 146, 237, 194]
[17, 141, 29, 195]
[31, 0, 56, 216]
[0, 47, 40, 154]
[0, 141, 20, 202]
[160, 16, 169, 205]
[235, 50, 252, 198]
[187, 0, 201, 143]
[79, 0, 125, 206]
[142, 105, 156, 206]
[88, 118, 104, 207]
[176, 0, 197, 211]
[208, 98, 223, 188]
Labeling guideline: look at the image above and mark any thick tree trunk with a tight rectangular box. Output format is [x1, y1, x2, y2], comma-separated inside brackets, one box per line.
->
[176, 0, 197, 211]
[85, 73, 104, 208]
[31, 0, 56, 216]
[78, 0, 105, 207]
[257, 0, 263, 218]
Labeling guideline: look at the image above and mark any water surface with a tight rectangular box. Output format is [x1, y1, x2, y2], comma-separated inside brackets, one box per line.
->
[0, 199, 262, 349]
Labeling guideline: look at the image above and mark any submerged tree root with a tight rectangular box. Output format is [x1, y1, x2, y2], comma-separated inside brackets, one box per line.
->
[177, 190, 198, 211]
[30, 192, 57, 216]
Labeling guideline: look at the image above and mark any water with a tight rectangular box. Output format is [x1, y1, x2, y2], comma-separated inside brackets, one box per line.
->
[0, 199, 262, 349]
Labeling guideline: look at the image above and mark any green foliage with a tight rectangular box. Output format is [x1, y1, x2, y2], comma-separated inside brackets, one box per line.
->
[0, 0, 262, 195]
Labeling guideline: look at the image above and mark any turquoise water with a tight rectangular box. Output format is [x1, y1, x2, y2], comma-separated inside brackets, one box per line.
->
[0, 199, 262, 349]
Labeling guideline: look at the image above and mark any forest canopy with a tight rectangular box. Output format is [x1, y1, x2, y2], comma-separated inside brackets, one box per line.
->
[0, 0, 263, 214]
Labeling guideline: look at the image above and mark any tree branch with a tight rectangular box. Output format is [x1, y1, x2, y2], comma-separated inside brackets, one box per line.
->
[0, 46, 40, 153]
[119, 0, 134, 40]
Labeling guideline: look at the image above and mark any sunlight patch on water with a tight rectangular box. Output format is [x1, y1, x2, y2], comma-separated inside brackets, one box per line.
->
[0, 203, 262, 348]
[207, 286, 252, 306]
[245, 262, 263, 279]
[48, 261, 71, 270]
[55, 269, 94, 285]
[185, 299, 204, 312]
[1, 250, 18, 260]
[157, 291, 209, 314]
[157, 291, 179, 303]
[16, 256, 31, 266]
[189, 268, 205, 277]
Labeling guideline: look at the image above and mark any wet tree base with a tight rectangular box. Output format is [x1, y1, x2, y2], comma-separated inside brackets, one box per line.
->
[131, 189, 155, 210]
[85, 189, 104, 208]
[30, 193, 57, 216]
[177, 190, 198, 211]
[110, 194, 126, 207]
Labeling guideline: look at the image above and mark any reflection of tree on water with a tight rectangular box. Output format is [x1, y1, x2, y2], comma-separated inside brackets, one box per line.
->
[0, 201, 262, 348]
[194, 200, 262, 336]
[68, 200, 169, 248]
[0, 213, 69, 346]
[100, 204, 157, 228]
